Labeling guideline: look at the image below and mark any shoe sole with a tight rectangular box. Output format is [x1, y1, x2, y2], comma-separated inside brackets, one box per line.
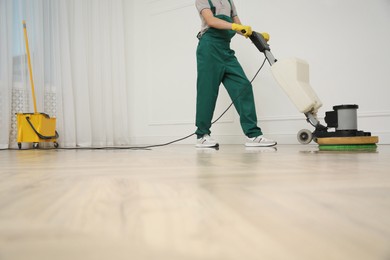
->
[195, 143, 219, 148]
[245, 142, 277, 147]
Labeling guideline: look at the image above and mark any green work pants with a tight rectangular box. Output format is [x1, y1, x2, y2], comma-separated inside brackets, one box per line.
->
[195, 34, 263, 139]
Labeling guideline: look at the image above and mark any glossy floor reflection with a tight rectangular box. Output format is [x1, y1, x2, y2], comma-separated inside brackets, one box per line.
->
[0, 145, 389, 260]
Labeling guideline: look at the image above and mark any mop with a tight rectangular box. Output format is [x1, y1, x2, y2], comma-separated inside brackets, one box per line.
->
[16, 21, 59, 149]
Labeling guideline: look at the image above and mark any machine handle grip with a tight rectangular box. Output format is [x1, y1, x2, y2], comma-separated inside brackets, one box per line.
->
[249, 31, 271, 52]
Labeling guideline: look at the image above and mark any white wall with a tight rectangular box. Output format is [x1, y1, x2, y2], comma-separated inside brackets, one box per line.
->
[124, 0, 390, 145]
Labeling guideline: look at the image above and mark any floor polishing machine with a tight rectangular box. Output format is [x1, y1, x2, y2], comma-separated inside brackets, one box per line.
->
[249, 32, 379, 149]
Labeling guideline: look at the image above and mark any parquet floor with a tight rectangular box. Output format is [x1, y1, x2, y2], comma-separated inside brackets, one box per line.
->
[0, 144, 389, 260]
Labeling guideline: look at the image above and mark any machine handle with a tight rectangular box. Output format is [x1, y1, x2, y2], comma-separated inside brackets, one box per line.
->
[249, 31, 277, 65]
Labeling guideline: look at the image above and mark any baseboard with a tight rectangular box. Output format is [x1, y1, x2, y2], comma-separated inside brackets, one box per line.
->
[129, 134, 307, 145]
[2, 132, 387, 149]
[130, 131, 390, 146]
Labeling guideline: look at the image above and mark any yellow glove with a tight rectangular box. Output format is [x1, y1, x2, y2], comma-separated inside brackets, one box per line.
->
[261, 32, 270, 42]
[231, 23, 252, 38]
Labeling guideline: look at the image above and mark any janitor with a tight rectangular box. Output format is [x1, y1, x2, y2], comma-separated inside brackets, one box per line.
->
[195, 0, 277, 148]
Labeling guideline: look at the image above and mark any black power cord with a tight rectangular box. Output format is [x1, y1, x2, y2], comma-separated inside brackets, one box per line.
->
[125, 57, 268, 150]
[1, 57, 267, 151]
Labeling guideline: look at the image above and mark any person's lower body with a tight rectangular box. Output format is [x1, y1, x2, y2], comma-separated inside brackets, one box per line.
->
[195, 37, 276, 148]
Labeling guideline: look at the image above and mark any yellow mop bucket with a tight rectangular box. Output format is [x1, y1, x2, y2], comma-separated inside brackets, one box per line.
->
[17, 21, 59, 149]
[16, 113, 58, 149]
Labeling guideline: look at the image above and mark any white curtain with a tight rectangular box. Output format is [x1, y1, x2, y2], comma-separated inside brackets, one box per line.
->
[0, 0, 12, 149]
[0, 0, 129, 148]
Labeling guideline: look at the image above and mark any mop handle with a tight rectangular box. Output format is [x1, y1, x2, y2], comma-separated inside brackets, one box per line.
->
[22, 20, 38, 114]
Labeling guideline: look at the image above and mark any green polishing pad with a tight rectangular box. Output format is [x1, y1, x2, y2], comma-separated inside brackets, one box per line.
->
[318, 144, 377, 151]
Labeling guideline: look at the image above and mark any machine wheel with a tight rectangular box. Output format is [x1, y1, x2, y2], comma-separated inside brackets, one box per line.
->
[33, 142, 39, 149]
[297, 129, 313, 145]
[18, 143, 22, 150]
[53, 142, 59, 148]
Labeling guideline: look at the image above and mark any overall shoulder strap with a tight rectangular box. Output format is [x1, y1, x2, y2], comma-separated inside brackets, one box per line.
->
[207, 0, 233, 17]
[227, 0, 233, 17]
[207, 0, 216, 15]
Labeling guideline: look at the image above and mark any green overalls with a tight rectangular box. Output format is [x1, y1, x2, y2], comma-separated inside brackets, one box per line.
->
[195, 0, 262, 139]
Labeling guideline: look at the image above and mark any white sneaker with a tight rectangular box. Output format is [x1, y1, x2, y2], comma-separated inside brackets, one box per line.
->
[245, 135, 277, 147]
[196, 134, 219, 148]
